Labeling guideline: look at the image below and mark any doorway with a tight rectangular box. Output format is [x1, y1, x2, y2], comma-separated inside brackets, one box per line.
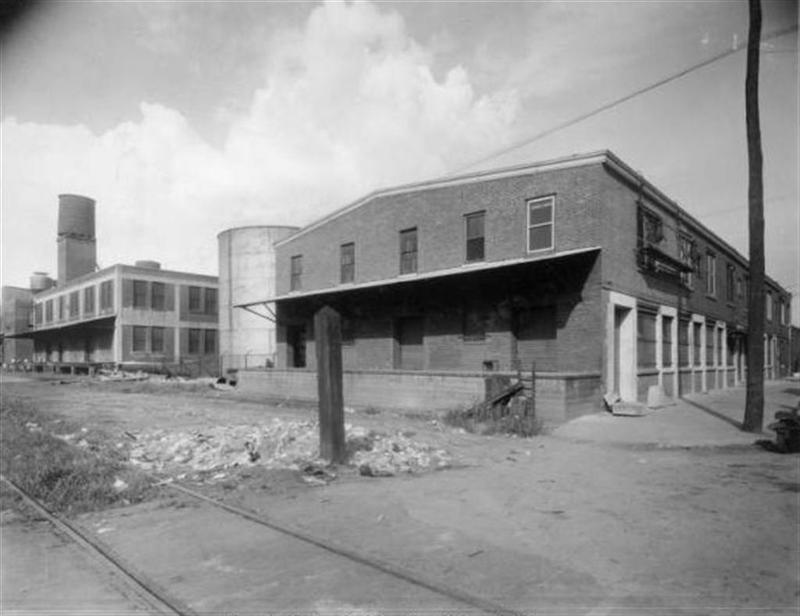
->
[286, 325, 307, 368]
[611, 303, 636, 401]
[395, 317, 424, 370]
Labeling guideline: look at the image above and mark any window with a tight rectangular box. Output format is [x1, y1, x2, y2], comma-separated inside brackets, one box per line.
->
[766, 293, 772, 321]
[204, 288, 217, 315]
[58, 296, 65, 320]
[151, 282, 165, 310]
[705, 253, 716, 296]
[726, 264, 735, 302]
[679, 235, 697, 287]
[34, 304, 43, 325]
[678, 318, 690, 366]
[399, 228, 418, 274]
[69, 291, 79, 318]
[705, 323, 715, 366]
[151, 327, 165, 353]
[638, 207, 664, 244]
[84, 286, 95, 315]
[693, 322, 703, 366]
[188, 286, 202, 312]
[465, 211, 485, 262]
[290, 255, 303, 291]
[463, 307, 486, 342]
[132, 326, 147, 352]
[527, 196, 554, 252]
[133, 280, 148, 308]
[100, 280, 114, 311]
[188, 329, 201, 354]
[340, 243, 355, 283]
[45, 300, 53, 322]
[204, 329, 216, 354]
[662, 315, 673, 368]
[637, 309, 657, 369]
[736, 276, 744, 300]
[784, 300, 791, 326]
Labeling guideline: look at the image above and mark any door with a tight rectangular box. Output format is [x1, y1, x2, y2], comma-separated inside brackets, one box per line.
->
[395, 317, 424, 370]
[613, 306, 635, 400]
[287, 325, 306, 368]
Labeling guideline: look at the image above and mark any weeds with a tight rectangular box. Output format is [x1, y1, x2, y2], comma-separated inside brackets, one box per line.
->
[443, 405, 544, 437]
[0, 397, 153, 513]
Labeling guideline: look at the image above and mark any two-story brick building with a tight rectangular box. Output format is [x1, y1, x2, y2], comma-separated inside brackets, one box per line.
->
[236, 151, 792, 422]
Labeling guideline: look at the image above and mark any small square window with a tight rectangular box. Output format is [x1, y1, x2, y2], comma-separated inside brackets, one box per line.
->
[527, 197, 554, 252]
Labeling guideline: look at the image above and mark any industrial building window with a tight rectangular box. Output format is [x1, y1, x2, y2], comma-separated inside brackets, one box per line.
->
[132, 326, 147, 352]
[188, 328, 201, 354]
[204, 288, 217, 315]
[463, 306, 486, 342]
[726, 264, 735, 302]
[340, 243, 355, 283]
[465, 211, 485, 262]
[662, 315, 673, 368]
[766, 293, 772, 321]
[679, 235, 697, 287]
[705, 323, 715, 366]
[527, 196, 554, 252]
[45, 300, 53, 322]
[637, 206, 664, 245]
[290, 256, 303, 291]
[151, 282, 165, 310]
[678, 318, 690, 366]
[693, 322, 702, 366]
[637, 309, 657, 369]
[784, 300, 791, 326]
[204, 329, 216, 354]
[705, 253, 716, 296]
[133, 280, 148, 308]
[736, 276, 744, 300]
[100, 280, 114, 311]
[399, 228, 418, 274]
[58, 296, 65, 320]
[84, 286, 95, 315]
[151, 327, 165, 353]
[69, 291, 79, 318]
[188, 286, 202, 312]
[34, 304, 43, 325]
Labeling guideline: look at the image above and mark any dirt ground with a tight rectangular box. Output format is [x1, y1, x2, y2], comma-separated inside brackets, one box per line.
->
[2, 376, 798, 615]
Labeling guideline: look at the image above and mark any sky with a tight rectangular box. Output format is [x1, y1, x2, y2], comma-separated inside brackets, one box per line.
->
[1, 0, 798, 320]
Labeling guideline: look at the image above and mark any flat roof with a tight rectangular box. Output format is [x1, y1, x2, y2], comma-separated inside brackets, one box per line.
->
[236, 246, 601, 307]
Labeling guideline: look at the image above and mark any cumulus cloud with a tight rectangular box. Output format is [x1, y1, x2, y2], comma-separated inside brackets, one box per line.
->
[2, 0, 518, 284]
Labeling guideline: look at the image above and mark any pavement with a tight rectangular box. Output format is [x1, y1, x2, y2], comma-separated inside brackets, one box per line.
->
[552, 381, 800, 448]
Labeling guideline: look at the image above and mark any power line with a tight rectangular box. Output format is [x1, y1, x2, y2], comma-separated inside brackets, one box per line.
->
[449, 24, 799, 176]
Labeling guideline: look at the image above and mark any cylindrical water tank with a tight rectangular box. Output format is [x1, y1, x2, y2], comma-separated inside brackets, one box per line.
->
[58, 194, 95, 239]
[134, 260, 161, 270]
[217, 225, 299, 372]
[30, 272, 54, 292]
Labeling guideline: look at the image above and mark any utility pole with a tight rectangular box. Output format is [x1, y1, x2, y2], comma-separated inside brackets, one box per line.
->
[314, 305, 346, 462]
[743, 0, 765, 432]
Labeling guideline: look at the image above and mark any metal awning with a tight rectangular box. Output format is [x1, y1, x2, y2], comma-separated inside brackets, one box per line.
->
[10, 315, 116, 339]
[235, 246, 602, 309]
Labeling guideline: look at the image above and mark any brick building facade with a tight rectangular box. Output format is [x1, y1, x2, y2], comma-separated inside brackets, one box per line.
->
[238, 151, 792, 422]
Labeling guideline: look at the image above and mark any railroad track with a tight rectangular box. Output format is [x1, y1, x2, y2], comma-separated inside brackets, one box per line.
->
[2, 473, 524, 616]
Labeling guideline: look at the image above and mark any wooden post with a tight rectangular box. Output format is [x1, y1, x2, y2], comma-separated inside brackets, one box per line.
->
[314, 305, 346, 463]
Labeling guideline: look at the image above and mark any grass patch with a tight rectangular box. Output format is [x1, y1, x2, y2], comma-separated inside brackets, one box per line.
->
[0, 397, 154, 514]
[443, 405, 544, 437]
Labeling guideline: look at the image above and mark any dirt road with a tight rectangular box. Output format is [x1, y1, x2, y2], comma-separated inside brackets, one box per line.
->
[2, 377, 798, 615]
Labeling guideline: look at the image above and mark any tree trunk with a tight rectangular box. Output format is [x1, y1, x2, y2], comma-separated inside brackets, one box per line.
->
[743, 0, 765, 433]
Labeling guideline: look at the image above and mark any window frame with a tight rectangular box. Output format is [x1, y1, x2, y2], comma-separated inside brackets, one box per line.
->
[526, 195, 555, 253]
[100, 280, 114, 311]
[766, 292, 773, 321]
[83, 286, 95, 315]
[151, 327, 165, 353]
[464, 210, 485, 262]
[204, 288, 217, 315]
[340, 242, 355, 284]
[290, 255, 303, 291]
[705, 252, 717, 297]
[399, 227, 418, 275]
[188, 286, 202, 313]
[151, 282, 166, 311]
[204, 329, 216, 355]
[188, 328, 202, 354]
[132, 325, 148, 353]
[69, 291, 80, 318]
[133, 280, 148, 309]
[725, 264, 735, 302]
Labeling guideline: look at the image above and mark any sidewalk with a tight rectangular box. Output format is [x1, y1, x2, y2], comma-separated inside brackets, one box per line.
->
[552, 381, 800, 448]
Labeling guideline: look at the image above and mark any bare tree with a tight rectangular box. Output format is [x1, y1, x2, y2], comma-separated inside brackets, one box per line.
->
[743, 0, 765, 432]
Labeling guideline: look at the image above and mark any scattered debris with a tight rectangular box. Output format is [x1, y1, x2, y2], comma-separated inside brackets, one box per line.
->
[767, 405, 800, 453]
[97, 369, 149, 382]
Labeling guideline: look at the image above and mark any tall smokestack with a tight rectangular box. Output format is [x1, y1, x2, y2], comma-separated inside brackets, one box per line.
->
[57, 194, 96, 285]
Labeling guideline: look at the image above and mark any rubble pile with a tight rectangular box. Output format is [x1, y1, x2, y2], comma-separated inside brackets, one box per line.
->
[126, 419, 450, 478]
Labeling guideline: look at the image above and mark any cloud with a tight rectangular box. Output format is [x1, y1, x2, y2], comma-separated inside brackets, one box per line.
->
[2, 0, 519, 286]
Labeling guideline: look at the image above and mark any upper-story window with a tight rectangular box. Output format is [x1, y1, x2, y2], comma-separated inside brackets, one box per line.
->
[133, 280, 148, 308]
[100, 280, 114, 311]
[204, 329, 217, 354]
[151, 282, 165, 310]
[705, 252, 717, 297]
[290, 255, 303, 291]
[736, 275, 744, 300]
[151, 327, 165, 353]
[45, 299, 53, 322]
[527, 196, 554, 252]
[132, 326, 147, 352]
[84, 286, 95, 315]
[34, 304, 43, 325]
[679, 234, 697, 288]
[726, 264, 735, 302]
[204, 288, 217, 315]
[638, 206, 664, 245]
[399, 228, 418, 274]
[766, 292, 772, 321]
[784, 299, 791, 325]
[340, 243, 355, 283]
[465, 211, 485, 262]
[188, 286, 202, 312]
[58, 295, 65, 320]
[69, 291, 79, 318]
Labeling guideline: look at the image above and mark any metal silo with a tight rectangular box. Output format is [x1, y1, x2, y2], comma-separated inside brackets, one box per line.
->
[30, 272, 55, 293]
[217, 225, 298, 372]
